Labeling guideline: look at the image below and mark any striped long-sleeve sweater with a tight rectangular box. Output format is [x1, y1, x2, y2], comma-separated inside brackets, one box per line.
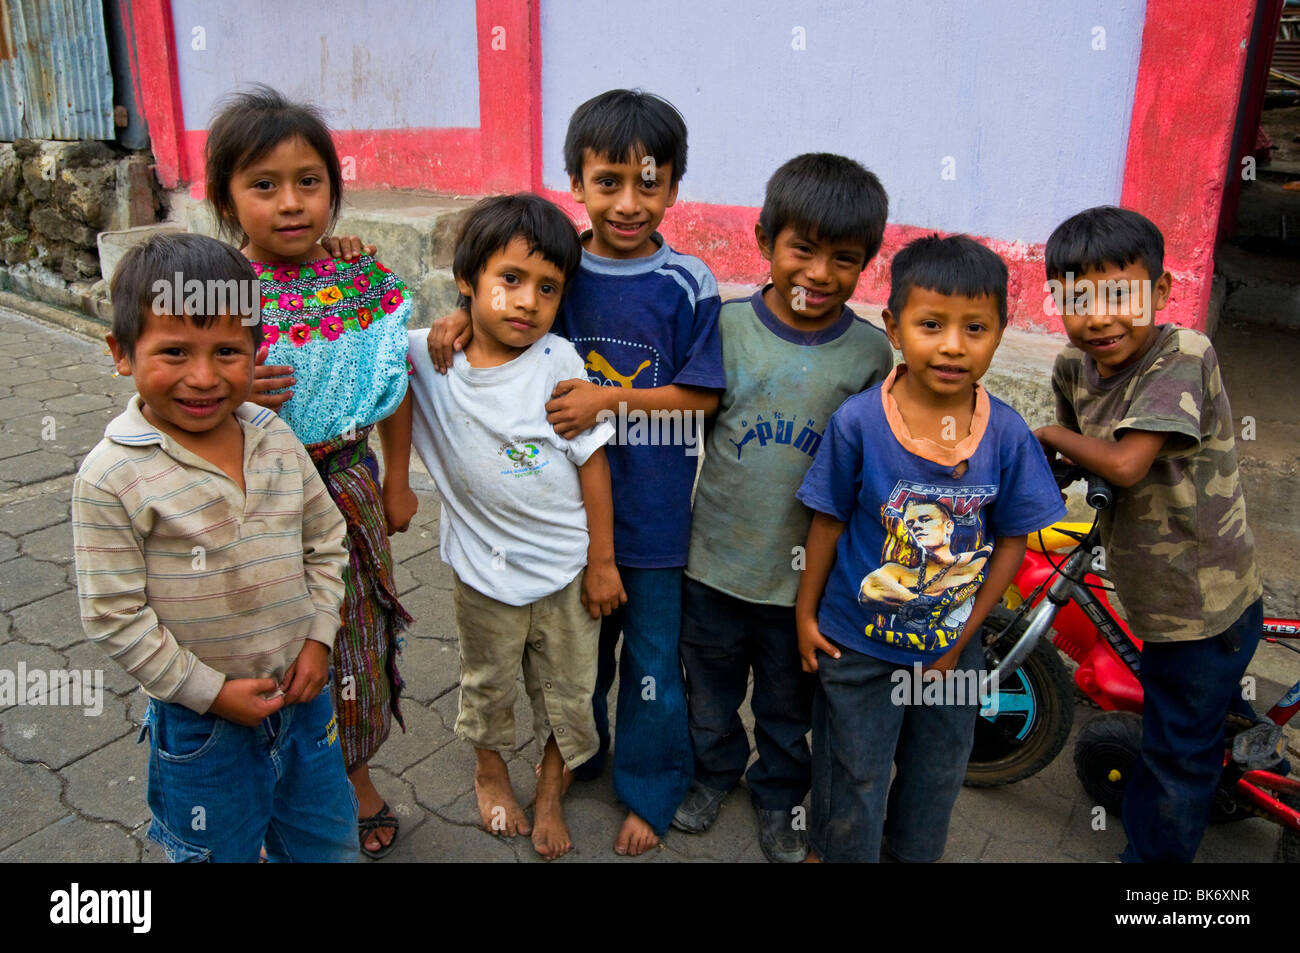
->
[71, 395, 349, 714]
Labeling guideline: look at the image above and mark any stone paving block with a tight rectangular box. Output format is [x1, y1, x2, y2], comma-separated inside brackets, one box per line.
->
[51, 362, 116, 383]
[0, 756, 66, 850]
[0, 396, 45, 419]
[978, 834, 1070, 863]
[0, 691, 131, 768]
[397, 636, 461, 704]
[18, 352, 83, 369]
[61, 732, 150, 828]
[13, 379, 78, 401]
[407, 554, 455, 591]
[0, 814, 139, 862]
[0, 555, 72, 610]
[393, 562, 418, 596]
[0, 431, 39, 460]
[951, 779, 1076, 848]
[391, 811, 517, 863]
[555, 793, 664, 863]
[390, 526, 438, 563]
[57, 643, 138, 698]
[401, 584, 457, 643]
[369, 700, 454, 775]
[11, 589, 83, 648]
[1198, 815, 1280, 863]
[662, 786, 759, 863]
[1, 449, 76, 485]
[0, 611, 11, 641]
[0, 639, 66, 713]
[405, 742, 477, 812]
[0, 534, 16, 563]
[0, 494, 69, 535]
[1055, 797, 1126, 862]
[45, 392, 116, 415]
[0, 366, 51, 385]
[19, 522, 74, 565]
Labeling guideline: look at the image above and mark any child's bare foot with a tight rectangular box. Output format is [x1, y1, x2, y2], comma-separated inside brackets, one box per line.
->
[474, 749, 530, 837]
[531, 737, 573, 860]
[614, 810, 659, 856]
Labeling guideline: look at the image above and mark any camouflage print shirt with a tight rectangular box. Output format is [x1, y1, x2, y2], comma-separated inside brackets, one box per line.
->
[1052, 324, 1261, 642]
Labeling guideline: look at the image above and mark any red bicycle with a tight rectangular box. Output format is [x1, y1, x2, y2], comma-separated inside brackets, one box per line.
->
[963, 463, 1300, 858]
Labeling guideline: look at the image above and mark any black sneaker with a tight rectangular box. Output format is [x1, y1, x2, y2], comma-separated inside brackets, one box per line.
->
[756, 806, 808, 863]
[671, 782, 729, 833]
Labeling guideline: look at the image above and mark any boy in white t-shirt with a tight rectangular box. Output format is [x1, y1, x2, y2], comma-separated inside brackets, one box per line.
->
[391, 195, 623, 859]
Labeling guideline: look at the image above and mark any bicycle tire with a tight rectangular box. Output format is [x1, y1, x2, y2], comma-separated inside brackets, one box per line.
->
[964, 608, 1076, 787]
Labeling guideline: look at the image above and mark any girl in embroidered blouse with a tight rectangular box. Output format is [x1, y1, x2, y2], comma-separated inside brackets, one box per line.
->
[205, 85, 414, 859]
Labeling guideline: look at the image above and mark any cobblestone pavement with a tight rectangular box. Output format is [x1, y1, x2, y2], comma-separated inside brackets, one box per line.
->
[0, 305, 1292, 863]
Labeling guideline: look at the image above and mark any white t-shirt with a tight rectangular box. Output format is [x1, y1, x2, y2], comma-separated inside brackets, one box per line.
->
[407, 330, 614, 605]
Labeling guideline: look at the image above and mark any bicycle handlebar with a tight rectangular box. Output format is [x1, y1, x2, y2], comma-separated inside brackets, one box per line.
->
[1051, 461, 1113, 511]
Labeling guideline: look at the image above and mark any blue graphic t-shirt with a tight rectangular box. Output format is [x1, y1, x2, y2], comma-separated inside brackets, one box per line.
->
[553, 234, 725, 568]
[796, 372, 1065, 663]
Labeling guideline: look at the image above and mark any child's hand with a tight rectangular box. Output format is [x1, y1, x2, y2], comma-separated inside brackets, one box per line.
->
[546, 379, 609, 439]
[797, 617, 841, 673]
[208, 677, 285, 726]
[320, 235, 377, 261]
[382, 480, 418, 535]
[281, 639, 331, 705]
[581, 561, 627, 619]
[428, 309, 472, 374]
[923, 641, 963, 674]
[252, 344, 295, 412]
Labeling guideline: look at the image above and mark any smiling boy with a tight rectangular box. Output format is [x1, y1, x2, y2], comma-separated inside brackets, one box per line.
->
[675, 154, 893, 862]
[1035, 206, 1262, 863]
[795, 234, 1064, 862]
[71, 233, 356, 862]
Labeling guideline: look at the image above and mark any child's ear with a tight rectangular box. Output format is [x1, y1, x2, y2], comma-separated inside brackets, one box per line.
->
[105, 333, 133, 377]
[455, 275, 476, 300]
[754, 224, 774, 262]
[664, 179, 679, 209]
[569, 174, 586, 204]
[882, 309, 903, 350]
[1151, 270, 1172, 312]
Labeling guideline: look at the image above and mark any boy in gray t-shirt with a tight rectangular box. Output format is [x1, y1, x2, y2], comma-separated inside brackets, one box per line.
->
[675, 154, 894, 862]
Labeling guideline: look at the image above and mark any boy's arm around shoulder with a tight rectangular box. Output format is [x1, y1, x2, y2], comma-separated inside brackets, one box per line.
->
[71, 469, 227, 714]
[577, 446, 626, 619]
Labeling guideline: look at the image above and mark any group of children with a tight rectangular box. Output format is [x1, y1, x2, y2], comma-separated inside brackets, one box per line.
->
[71, 83, 1262, 864]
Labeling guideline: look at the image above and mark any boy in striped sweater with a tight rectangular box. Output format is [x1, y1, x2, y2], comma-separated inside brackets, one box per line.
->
[71, 233, 358, 863]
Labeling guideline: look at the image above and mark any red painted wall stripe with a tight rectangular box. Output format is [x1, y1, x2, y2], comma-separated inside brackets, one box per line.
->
[1120, 0, 1257, 329]
[127, 0, 187, 188]
[476, 0, 542, 193]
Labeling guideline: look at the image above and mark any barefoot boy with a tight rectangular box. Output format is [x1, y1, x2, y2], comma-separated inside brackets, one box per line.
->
[795, 235, 1065, 862]
[72, 233, 357, 862]
[396, 194, 622, 859]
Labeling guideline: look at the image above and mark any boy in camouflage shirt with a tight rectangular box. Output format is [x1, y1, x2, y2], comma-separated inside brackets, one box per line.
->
[1035, 206, 1263, 863]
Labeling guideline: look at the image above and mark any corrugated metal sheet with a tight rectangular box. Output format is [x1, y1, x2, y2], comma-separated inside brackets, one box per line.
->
[0, 0, 115, 141]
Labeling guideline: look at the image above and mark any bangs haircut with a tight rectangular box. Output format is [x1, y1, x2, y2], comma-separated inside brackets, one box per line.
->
[205, 84, 343, 243]
[887, 234, 1009, 328]
[111, 232, 263, 358]
[1044, 205, 1165, 282]
[452, 194, 583, 307]
[758, 153, 889, 260]
[563, 89, 688, 185]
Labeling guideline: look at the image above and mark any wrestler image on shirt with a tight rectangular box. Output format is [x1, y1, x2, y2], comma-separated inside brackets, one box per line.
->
[859, 499, 992, 636]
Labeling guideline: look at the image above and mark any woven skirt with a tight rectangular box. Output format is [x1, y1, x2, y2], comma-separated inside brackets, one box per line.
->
[307, 426, 412, 771]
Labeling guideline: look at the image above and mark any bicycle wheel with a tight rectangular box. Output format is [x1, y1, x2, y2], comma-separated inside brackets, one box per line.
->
[964, 607, 1076, 787]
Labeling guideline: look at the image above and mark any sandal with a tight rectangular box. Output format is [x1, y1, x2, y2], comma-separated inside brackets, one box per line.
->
[359, 801, 400, 860]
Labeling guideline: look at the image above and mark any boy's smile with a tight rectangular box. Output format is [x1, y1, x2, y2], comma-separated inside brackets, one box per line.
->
[884, 287, 1003, 405]
[758, 224, 868, 331]
[458, 236, 566, 367]
[232, 135, 332, 264]
[108, 311, 255, 443]
[570, 148, 678, 259]
[1058, 262, 1171, 377]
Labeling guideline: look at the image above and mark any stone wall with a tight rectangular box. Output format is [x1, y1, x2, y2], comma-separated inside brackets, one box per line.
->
[0, 140, 162, 311]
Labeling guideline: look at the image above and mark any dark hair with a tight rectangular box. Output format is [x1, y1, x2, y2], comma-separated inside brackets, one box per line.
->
[452, 194, 582, 306]
[563, 89, 688, 186]
[757, 153, 888, 260]
[887, 234, 1009, 328]
[205, 84, 343, 243]
[1044, 205, 1165, 282]
[111, 232, 263, 358]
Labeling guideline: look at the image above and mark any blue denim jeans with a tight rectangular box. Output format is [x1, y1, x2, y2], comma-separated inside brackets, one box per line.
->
[810, 636, 983, 863]
[581, 567, 693, 834]
[680, 577, 813, 809]
[140, 679, 359, 863]
[1120, 598, 1263, 863]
